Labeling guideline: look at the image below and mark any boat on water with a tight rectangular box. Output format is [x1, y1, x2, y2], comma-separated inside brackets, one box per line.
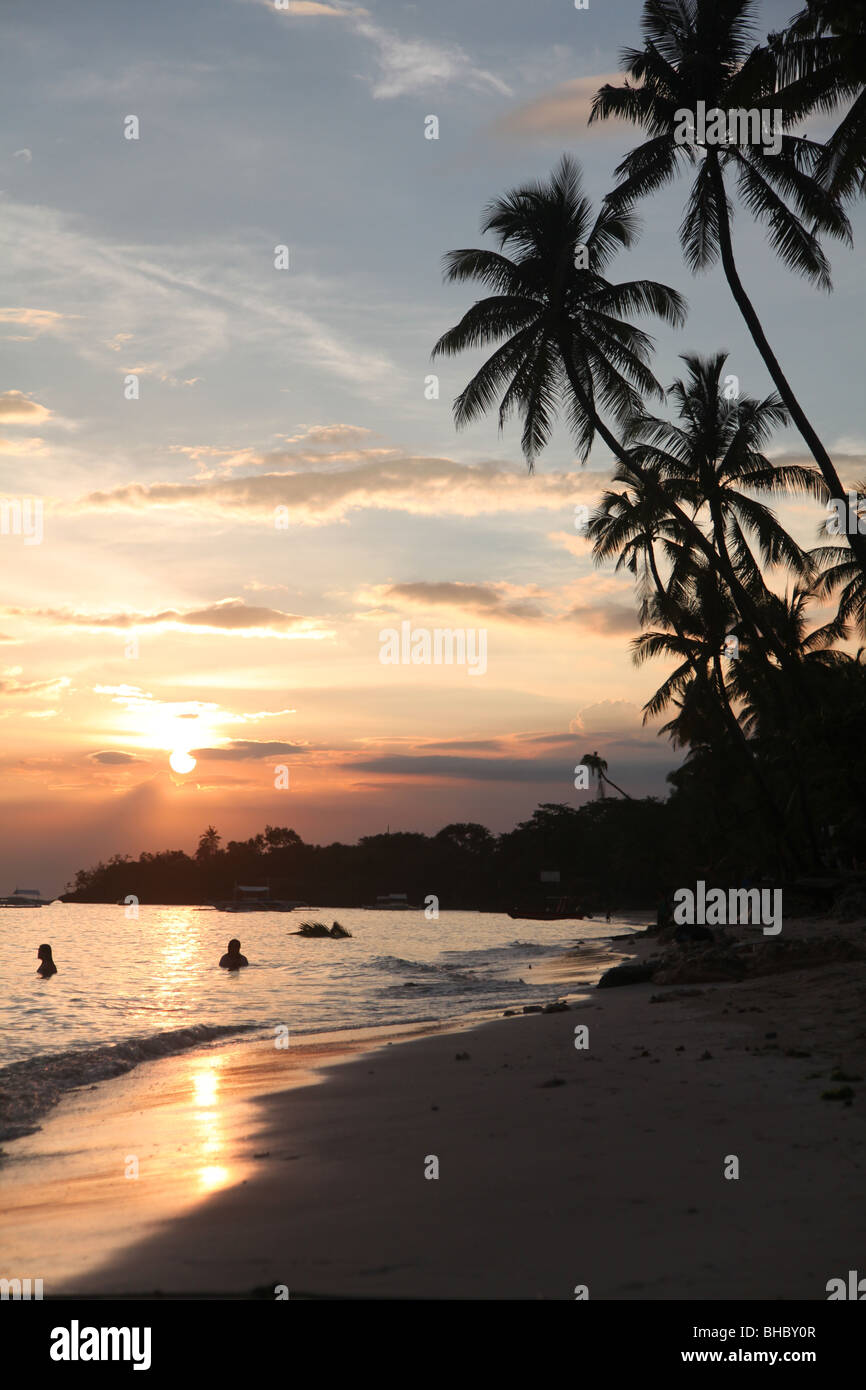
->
[0, 887, 54, 908]
[211, 883, 309, 913]
[361, 892, 419, 910]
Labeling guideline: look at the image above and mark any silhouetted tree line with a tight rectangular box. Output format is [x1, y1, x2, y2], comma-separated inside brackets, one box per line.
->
[62, 758, 864, 911]
[61, 801, 685, 908]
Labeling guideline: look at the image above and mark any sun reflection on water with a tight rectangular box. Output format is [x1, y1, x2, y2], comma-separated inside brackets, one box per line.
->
[191, 1062, 234, 1191]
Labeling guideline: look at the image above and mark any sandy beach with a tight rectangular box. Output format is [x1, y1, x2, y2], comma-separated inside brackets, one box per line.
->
[5, 918, 863, 1301]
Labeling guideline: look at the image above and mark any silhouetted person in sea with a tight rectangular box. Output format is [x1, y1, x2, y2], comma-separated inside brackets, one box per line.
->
[37, 944, 57, 978]
[219, 938, 249, 971]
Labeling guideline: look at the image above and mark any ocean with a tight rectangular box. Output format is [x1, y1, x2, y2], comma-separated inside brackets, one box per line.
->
[0, 903, 646, 1146]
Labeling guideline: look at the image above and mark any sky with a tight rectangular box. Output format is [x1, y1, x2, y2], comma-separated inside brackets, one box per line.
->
[1, 0, 863, 894]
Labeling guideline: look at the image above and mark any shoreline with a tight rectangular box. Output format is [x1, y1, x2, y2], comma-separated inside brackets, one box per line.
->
[1, 933, 632, 1294]
[0, 915, 633, 1149]
[6, 917, 865, 1299]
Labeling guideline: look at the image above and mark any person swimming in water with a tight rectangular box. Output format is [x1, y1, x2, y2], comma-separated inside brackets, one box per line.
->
[37, 943, 57, 978]
[219, 938, 249, 970]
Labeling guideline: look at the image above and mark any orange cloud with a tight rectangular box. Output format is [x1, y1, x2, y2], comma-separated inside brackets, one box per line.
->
[494, 74, 622, 141]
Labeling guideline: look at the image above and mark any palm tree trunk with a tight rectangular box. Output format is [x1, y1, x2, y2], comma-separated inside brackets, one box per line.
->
[706, 150, 866, 578]
[600, 772, 632, 799]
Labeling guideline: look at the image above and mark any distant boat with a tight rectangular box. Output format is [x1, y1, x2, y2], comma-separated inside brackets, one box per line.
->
[212, 883, 309, 912]
[0, 887, 54, 908]
[362, 893, 419, 910]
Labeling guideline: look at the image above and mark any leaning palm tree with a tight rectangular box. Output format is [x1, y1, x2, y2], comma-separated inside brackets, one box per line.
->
[589, 0, 865, 574]
[579, 751, 633, 799]
[431, 155, 687, 470]
[433, 157, 766, 617]
[431, 157, 814, 661]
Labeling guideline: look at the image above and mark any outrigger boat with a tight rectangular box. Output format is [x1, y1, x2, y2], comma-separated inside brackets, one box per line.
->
[0, 887, 54, 908]
[212, 884, 308, 912]
[361, 893, 420, 910]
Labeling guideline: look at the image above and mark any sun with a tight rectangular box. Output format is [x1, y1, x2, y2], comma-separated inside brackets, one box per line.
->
[169, 749, 197, 775]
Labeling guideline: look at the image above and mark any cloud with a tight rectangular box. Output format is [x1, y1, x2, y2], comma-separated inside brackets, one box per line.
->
[562, 603, 637, 635]
[231, 707, 297, 722]
[79, 455, 587, 525]
[273, 2, 368, 15]
[383, 580, 547, 622]
[372, 578, 637, 635]
[261, 0, 509, 99]
[279, 423, 376, 451]
[548, 529, 590, 558]
[570, 700, 645, 736]
[0, 672, 70, 698]
[192, 740, 305, 760]
[0, 308, 70, 339]
[348, 754, 570, 782]
[355, 20, 511, 100]
[3, 598, 331, 639]
[12, 149, 32, 163]
[494, 74, 621, 141]
[422, 738, 505, 751]
[88, 750, 149, 765]
[0, 202, 397, 392]
[0, 436, 47, 456]
[170, 426, 380, 479]
[0, 390, 51, 423]
[92, 684, 153, 700]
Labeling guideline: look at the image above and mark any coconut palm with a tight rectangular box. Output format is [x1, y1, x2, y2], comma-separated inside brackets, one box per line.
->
[432, 156, 794, 644]
[601, 480, 804, 861]
[579, 751, 633, 800]
[431, 155, 687, 470]
[589, 0, 865, 574]
[772, 0, 866, 202]
[628, 353, 823, 599]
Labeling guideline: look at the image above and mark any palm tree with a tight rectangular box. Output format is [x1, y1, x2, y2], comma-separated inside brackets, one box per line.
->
[589, 361, 814, 863]
[579, 751, 633, 799]
[195, 826, 222, 862]
[431, 154, 687, 470]
[589, 0, 866, 574]
[772, 0, 866, 202]
[432, 157, 822, 669]
[629, 353, 822, 596]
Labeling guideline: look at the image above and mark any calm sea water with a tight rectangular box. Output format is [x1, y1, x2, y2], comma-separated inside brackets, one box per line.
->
[0, 903, 645, 1143]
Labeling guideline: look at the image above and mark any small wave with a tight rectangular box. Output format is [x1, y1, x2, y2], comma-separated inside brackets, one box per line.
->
[439, 941, 558, 965]
[368, 955, 445, 975]
[0, 1022, 259, 1147]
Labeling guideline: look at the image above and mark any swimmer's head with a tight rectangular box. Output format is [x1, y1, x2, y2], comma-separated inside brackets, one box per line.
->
[227, 938, 241, 954]
[37, 943, 53, 960]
